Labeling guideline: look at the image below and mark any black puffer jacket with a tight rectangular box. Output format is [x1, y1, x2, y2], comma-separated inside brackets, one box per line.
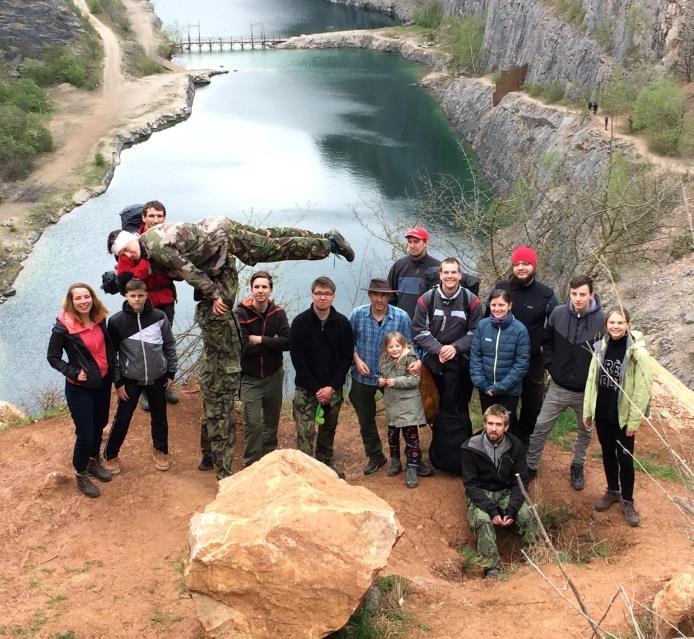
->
[460, 432, 528, 519]
[47, 313, 114, 389]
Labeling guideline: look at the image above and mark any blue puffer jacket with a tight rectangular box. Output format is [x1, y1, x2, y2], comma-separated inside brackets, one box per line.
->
[470, 313, 530, 397]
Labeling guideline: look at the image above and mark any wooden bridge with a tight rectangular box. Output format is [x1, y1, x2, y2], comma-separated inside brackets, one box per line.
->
[172, 34, 287, 53]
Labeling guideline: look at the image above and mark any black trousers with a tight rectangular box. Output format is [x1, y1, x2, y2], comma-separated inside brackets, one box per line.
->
[596, 419, 635, 501]
[431, 358, 473, 419]
[517, 354, 545, 444]
[104, 376, 168, 459]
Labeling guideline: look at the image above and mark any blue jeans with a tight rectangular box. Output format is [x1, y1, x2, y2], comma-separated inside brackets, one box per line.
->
[65, 376, 112, 473]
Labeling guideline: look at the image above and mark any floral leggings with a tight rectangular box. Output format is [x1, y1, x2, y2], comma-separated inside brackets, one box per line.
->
[388, 425, 421, 467]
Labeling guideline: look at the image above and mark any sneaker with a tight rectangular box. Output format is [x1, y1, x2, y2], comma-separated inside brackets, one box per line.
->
[76, 473, 100, 498]
[325, 229, 355, 262]
[620, 500, 641, 527]
[86, 457, 112, 483]
[416, 460, 434, 477]
[405, 465, 418, 489]
[570, 464, 585, 491]
[140, 394, 150, 412]
[595, 489, 621, 512]
[102, 456, 121, 476]
[197, 454, 213, 471]
[153, 449, 170, 471]
[387, 458, 402, 476]
[363, 454, 387, 476]
[483, 566, 500, 579]
[165, 387, 179, 404]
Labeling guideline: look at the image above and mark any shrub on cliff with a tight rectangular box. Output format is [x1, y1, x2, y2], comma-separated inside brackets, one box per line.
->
[0, 103, 53, 180]
[22, 45, 89, 88]
[633, 76, 686, 156]
[412, 0, 443, 31]
[439, 16, 487, 76]
[0, 78, 49, 114]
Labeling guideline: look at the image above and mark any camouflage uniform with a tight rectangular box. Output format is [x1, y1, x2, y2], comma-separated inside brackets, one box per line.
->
[293, 387, 343, 464]
[140, 219, 333, 479]
[466, 491, 538, 569]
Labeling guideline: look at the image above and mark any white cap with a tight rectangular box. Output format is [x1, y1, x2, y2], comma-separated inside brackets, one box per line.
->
[111, 231, 139, 256]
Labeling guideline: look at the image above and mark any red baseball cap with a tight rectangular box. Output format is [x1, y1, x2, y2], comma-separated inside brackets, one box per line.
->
[405, 226, 429, 243]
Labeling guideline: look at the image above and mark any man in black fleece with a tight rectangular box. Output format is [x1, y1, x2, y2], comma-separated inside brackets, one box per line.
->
[461, 404, 538, 578]
[289, 276, 353, 478]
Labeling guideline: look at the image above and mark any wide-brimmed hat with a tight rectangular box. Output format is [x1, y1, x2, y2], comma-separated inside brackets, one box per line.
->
[361, 277, 397, 294]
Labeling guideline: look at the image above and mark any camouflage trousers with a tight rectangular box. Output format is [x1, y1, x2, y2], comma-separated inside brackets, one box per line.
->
[292, 387, 343, 464]
[215, 222, 333, 303]
[195, 300, 241, 480]
[467, 490, 538, 569]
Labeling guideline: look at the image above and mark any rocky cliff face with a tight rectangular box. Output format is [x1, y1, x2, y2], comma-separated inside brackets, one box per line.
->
[0, 0, 85, 58]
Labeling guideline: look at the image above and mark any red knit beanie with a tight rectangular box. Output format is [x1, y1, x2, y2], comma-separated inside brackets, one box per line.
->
[511, 245, 537, 268]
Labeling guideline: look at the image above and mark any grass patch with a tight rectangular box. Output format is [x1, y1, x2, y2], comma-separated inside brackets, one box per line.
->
[47, 594, 68, 606]
[150, 610, 184, 629]
[54, 633, 78, 639]
[456, 544, 480, 573]
[412, 0, 444, 31]
[546, 410, 577, 451]
[332, 575, 411, 639]
[524, 81, 565, 104]
[169, 559, 187, 596]
[137, 56, 165, 76]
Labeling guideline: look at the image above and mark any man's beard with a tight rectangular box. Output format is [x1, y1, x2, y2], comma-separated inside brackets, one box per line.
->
[511, 272, 534, 287]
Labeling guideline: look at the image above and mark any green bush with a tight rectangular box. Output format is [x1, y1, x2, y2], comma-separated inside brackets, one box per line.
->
[633, 76, 685, 155]
[0, 104, 53, 179]
[89, 0, 102, 14]
[0, 78, 49, 113]
[22, 45, 89, 88]
[138, 56, 165, 76]
[440, 16, 486, 75]
[598, 67, 639, 116]
[593, 19, 612, 49]
[413, 0, 444, 30]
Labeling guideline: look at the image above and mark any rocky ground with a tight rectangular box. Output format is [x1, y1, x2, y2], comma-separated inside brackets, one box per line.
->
[0, 376, 691, 638]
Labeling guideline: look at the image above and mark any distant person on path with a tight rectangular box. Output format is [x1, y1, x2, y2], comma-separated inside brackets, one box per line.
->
[102, 279, 177, 475]
[235, 270, 290, 467]
[413, 257, 482, 473]
[289, 277, 354, 479]
[460, 404, 538, 578]
[583, 308, 652, 527]
[109, 218, 354, 480]
[387, 226, 440, 320]
[349, 277, 427, 476]
[377, 331, 427, 489]
[470, 288, 530, 437]
[526, 275, 605, 489]
[107, 200, 179, 407]
[486, 246, 558, 446]
[604, 115, 609, 130]
[47, 283, 114, 498]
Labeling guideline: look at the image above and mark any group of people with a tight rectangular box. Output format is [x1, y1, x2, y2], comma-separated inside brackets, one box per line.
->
[47, 208, 653, 578]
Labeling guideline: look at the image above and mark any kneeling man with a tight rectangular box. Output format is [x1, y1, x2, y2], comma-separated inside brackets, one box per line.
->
[460, 404, 538, 578]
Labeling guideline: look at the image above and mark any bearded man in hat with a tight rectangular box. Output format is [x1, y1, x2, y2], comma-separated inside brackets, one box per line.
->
[486, 245, 558, 447]
[349, 277, 420, 475]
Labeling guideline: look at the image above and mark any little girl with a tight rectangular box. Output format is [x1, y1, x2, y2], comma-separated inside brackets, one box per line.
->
[377, 332, 426, 489]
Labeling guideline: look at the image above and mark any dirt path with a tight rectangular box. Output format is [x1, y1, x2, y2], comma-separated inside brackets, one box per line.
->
[0, 0, 187, 229]
[0, 386, 691, 638]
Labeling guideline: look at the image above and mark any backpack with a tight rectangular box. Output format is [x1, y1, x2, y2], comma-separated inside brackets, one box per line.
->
[429, 412, 472, 475]
[101, 204, 145, 294]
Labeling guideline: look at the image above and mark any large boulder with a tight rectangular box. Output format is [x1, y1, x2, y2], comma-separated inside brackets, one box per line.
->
[185, 449, 403, 639]
[652, 572, 694, 638]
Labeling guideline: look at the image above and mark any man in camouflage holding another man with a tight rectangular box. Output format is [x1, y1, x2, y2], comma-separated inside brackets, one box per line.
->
[109, 217, 355, 480]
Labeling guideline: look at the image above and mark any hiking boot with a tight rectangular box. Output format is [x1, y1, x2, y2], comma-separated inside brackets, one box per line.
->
[165, 387, 179, 404]
[620, 500, 641, 527]
[140, 394, 150, 412]
[570, 464, 585, 491]
[153, 449, 170, 471]
[87, 457, 112, 483]
[76, 473, 100, 498]
[483, 566, 500, 579]
[102, 456, 121, 476]
[387, 458, 403, 476]
[363, 454, 387, 476]
[324, 462, 346, 480]
[325, 229, 355, 262]
[416, 460, 434, 477]
[595, 489, 621, 512]
[197, 454, 213, 471]
[405, 465, 418, 489]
